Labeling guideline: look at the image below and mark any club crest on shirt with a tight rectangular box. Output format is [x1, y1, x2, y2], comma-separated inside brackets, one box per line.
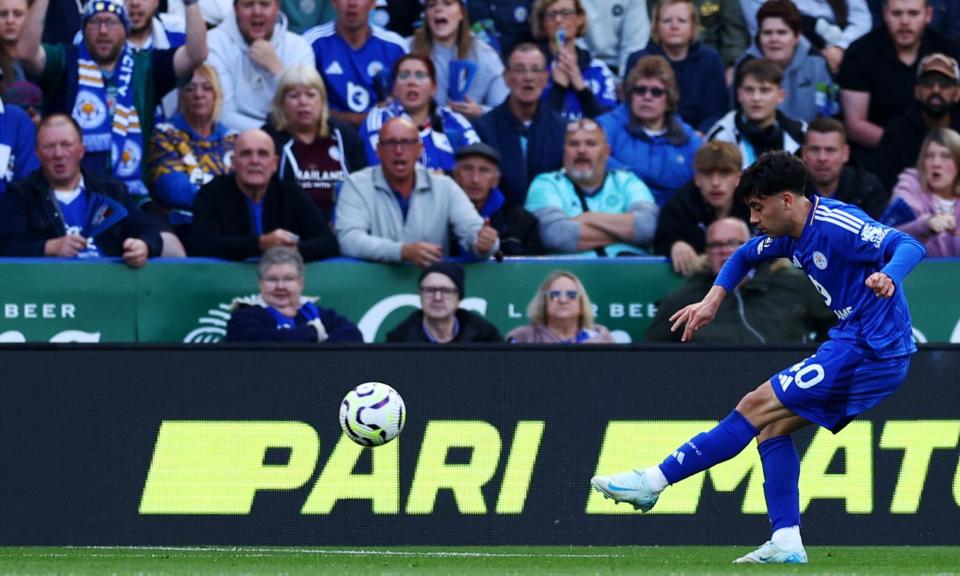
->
[367, 60, 385, 78]
[860, 223, 890, 249]
[813, 251, 828, 270]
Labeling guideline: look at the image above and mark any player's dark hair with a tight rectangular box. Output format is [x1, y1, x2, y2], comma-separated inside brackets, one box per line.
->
[735, 151, 810, 204]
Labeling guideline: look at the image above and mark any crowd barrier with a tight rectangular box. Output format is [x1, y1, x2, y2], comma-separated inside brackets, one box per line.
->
[0, 345, 957, 545]
[2, 258, 960, 343]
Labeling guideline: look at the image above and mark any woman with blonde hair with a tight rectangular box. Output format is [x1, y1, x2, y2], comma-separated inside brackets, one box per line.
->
[889, 128, 960, 257]
[149, 64, 236, 227]
[530, 0, 616, 120]
[264, 64, 366, 221]
[410, 0, 508, 118]
[507, 270, 615, 343]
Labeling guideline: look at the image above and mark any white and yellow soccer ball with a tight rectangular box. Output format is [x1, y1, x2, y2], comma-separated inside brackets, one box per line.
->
[339, 382, 406, 447]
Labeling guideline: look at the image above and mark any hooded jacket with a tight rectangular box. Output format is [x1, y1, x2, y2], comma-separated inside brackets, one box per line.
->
[207, 12, 314, 132]
[739, 36, 836, 123]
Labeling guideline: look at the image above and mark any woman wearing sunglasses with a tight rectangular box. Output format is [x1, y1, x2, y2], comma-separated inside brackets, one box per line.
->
[596, 54, 702, 207]
[506, 270, 615, 343]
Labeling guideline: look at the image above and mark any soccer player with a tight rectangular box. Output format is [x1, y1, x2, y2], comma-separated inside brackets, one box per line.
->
[590, 151, 926, 564]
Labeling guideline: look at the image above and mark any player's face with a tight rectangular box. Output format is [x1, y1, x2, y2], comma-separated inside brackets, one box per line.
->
[334, 0, 376, 32]
[802, 130, 849, 189]
[657, 2, 695, 51]
[705, 220, 748, 274]
[883, 0, 931, 50]
[922, 141, 959, 195]
[758, 17, 799, 67]
[629, 77, 668, 128]
[37, 120, 85, 189]
[83, 13, 127, 64]
[426, 0, 463, 44]
[419, 272, 460, 321]
[541, 0, 582, 48]
[505, 49, 549, 106]
[737, 76, 784, 126]
[259, 263, 304, 313]
[563, 122, 609, 184]
[454, 156, 500, 207]
[282, 84, 324, 132]
[125, 0, 159, 35]
[394, 59, 436, 114]
[234, 131, 279, 191]
[181, 70, 217, 122]
[0, 0, 28, 44]
[545, 275, 582, 323]
[746, 192, 792, 237]
[235, 0, 279, 43]
[377, 120, 422, 181]
[694, 168, 740, 210]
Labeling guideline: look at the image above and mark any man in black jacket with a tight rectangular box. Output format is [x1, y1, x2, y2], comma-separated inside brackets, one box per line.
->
[0, 114, 161, 266]
[191, 128, 339, 261]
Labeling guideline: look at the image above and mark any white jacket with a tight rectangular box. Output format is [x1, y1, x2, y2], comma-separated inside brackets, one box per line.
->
[207, 11, 315, 132]
[580, 0, 650, 75]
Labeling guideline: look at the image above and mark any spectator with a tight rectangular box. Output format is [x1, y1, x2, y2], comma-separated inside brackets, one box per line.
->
[645, 217, 834, 342]
[125, 0, 188, 119]
[18, 0, 207, 199]
[410, 0, 509, 118]
[627, 0, 728, 133]
[737, 0, 836, 123]
[305, 0, 407, 128]
[530, 0, 617, 120]
[741, 0, 873, 74]
[0, 114, 161, 266]
[192, 128, 339, 261]
[0, 0, 41, 122]
[224, 246, 363, 342]
[839, 0, 960, 165]
[878, 53, 960, 190]
[654, 141, 751, 276]
[0, 92, 37, 198]
[472, 42, 566, 207]
[281, 0, 336, 34]
[597, 55, 702, 206]
[580, 0, 650, 75]
[264, 64, 365, 221]
[467, 0, 534, 57]
[695, 0, 750, 74]
[506, 270, 616, 343]
[360, 54, 480, 172]
[148, 64, 236, 232]
[890, 127, 960, 257]
[386, 261, 503, 342]
[206, 0, 313, 132]
[525, 118, 659, 256]
[453, 142, 544, 255]
[707, 58, 806, 169]
[803, 117, 887, 218]
[335, 117, 499, 265]
[928, 0, 960, 38]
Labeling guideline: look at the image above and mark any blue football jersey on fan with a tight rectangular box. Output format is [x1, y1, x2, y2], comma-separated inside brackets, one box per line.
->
[304, 22, 407, 115]
[360, 101, 480, 171]
[716, 196, 923, 358]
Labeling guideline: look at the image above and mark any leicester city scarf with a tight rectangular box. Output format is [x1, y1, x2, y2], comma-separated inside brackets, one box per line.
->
[55, 188, 128, 259]
[72, 42, 146, 197]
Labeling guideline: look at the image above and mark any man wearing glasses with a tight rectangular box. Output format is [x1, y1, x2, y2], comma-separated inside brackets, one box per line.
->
[336, 117, 499, 267]
[645, 217, 833, 342]
[386, 261, 503, 343]
[524, 118, 659, 257]
[472, 42, 566, 207]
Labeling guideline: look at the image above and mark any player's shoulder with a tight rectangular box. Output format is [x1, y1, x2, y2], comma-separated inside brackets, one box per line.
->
[811, 196, 869, 236]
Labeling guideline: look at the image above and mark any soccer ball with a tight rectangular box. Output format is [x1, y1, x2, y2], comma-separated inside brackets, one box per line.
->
[339, 382, 406, 447]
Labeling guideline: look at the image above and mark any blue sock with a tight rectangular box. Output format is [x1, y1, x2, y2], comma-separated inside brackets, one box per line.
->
[758, 435, 801, 531]
[658, 410, 759, 485]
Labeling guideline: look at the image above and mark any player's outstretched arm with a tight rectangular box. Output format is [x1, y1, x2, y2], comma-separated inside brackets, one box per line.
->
[669, 285, 727, 342]
[870, 233, 926, 298]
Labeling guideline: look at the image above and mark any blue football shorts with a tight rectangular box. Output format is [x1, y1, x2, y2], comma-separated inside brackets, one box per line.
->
[769, 339, 911, 433]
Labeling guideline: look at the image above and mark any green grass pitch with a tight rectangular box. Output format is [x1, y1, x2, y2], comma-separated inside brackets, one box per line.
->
[0, 546, 957, 575]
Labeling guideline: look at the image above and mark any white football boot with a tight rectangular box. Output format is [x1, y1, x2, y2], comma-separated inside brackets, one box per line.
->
[733, 541, 808, 564]
[590, 469, 660, 512]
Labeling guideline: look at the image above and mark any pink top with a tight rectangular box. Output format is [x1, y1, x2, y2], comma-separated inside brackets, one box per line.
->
[891, 168, 960, 257]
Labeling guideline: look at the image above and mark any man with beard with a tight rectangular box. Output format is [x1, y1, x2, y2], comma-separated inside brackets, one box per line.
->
[877, 53, 960, 189]
[18, 0, 207, 199]
[839, 0, 960, 169]
[524, 118, 659, 257]
[125, 0, 186, 119]
[803, 117, 887, 218]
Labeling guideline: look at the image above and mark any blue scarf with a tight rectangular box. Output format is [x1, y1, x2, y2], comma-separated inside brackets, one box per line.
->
[72, 42, 146, 197]
[55, 186, 128, 259]
[264, 301, 320, 329]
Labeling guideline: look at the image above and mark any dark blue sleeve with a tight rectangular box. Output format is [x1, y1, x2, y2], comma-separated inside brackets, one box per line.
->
[12, 105, 38, 179]
[151, 48, 179, 98]
[0, 186, 47, 257]
[224, 306, 319, 342]
[880, 231, 926, 284]
[319, 307, 364, 342]
[697, 50, 729, 133]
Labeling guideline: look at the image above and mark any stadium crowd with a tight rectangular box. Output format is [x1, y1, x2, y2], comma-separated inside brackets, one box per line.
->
[0, 0, 957, 342]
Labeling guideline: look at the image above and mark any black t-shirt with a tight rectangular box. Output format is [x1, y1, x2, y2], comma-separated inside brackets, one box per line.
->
[839, 27, 960, 128]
